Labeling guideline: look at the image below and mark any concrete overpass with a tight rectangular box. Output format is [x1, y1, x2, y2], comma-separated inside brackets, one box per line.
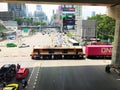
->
[0, 0, 120, 67]
[0, 0, 119, 6]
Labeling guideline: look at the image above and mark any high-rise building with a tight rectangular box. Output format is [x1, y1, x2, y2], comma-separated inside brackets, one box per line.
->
[36, 5, 42, 11]
[34, 4, 47, 22]
[0, 12, 17, 21]
[8, 3, 27, 18]
[79, 20, 96, 39]
[75, 6, 82, 38]
[91, 11, 96, 16]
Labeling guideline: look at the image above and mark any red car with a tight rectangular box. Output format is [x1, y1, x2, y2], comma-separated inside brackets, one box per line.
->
[16, 68, 29, 79]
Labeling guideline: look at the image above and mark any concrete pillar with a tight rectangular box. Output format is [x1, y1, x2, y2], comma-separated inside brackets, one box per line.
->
[107, 5, 120, 67]
[112, 20, 120, 67]
[107, 5, 120, 20]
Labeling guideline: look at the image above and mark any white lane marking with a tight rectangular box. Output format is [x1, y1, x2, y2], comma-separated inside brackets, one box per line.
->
[33, 63, 42, 89]
[27, 62, 38, 84]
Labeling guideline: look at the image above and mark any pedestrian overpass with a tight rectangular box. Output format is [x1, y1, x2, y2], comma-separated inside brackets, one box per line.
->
[0, 0, 120, 67]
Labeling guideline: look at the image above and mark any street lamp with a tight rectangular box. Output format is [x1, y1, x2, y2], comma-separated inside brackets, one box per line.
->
[40, 19, 42, 32]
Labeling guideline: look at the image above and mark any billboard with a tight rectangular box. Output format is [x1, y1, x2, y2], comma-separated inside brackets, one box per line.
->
[62, 8, 75, 11]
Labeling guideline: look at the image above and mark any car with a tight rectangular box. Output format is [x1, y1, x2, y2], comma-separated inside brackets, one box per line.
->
[0, 64, 16, 82]
[18, 43, 30, 48]
[3, 83, 19, 90]
[16, 68, 29, 79]
[6, 43, 17, 47]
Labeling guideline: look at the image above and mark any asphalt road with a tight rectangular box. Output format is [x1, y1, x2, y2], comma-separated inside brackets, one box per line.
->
[26, 64, 119, 90]
[1, 58, 119, 90]
[0, 31, 118, 90]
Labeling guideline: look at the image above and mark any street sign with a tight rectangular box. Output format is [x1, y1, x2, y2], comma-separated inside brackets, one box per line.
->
[23, 28, 28, 33]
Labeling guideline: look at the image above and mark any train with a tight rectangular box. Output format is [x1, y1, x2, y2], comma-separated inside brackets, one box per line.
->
[85, 45, 113, 58]
[30, 46, 84, 60]
[30, 45, 113, 60]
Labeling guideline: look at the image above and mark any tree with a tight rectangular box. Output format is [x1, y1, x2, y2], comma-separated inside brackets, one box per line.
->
[33, 21, 41, 26]
[14, 18, 33, 25]
[87, 14, 115, 42]
[14, 18, 24, 25]
[30, 29, 36, 35]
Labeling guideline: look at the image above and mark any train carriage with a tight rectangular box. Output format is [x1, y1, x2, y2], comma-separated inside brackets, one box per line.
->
[30, 46, 84, 60]
[85, 45, 113, 58]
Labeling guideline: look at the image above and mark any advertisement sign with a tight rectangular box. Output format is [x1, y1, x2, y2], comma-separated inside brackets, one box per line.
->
[62, 8, 75, 11]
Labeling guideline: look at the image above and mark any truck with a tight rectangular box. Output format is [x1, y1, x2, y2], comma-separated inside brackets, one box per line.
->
[85, 45, 113, 58]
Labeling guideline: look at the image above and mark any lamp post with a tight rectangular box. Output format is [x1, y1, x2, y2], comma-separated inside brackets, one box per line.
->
[40, 19, 42, 32]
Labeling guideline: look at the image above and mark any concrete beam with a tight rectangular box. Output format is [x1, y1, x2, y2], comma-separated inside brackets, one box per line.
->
[0, 0, 119, 6]
[107, 5, 120, 19]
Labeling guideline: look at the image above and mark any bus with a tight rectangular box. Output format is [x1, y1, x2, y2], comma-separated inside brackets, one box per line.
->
[68, 38, 79, 46]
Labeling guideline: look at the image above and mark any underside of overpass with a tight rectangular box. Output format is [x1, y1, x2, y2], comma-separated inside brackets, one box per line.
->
[0, 0, 119, 6]
[0, 0, 120, 67]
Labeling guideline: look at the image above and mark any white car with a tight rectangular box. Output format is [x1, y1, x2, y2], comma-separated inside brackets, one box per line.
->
[18, 43, 30, 48]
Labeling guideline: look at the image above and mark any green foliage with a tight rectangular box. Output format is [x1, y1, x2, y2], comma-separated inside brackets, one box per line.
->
[88, 14, 115, 42]
[33, 22, 41, 26]
[15, 17, 47, 26]
[112, 41, 114, 45]
[83, 41, 88, 46]
[66, 32, 72, 38]
[31, 29, 36, 35]
[33, 21, 46, 26]
[14, 18, 33, 25]
[0, 23, 8, 37]
[14, 18, 24, 25]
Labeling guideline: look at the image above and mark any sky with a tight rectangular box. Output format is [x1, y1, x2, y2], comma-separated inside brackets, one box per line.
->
[26, 4, 59, 20]
[0, 3, 107, 20]
[82, 6, 106, 19]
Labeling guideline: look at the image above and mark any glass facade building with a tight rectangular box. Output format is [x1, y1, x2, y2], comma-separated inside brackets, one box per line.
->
[8, 3, 27, 17]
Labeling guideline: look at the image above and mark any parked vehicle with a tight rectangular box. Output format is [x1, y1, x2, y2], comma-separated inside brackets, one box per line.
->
[85, 45, 113, 58]
[0, 64, 16, 82]
[16, 68, 29, 79]
[18, 43, 30, 48]
[3, 83, 19, 90]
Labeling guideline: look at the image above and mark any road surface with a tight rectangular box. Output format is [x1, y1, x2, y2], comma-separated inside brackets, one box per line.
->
[1, 31, 118, 90]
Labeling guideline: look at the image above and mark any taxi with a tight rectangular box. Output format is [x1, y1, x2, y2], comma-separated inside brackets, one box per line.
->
[16, 68, 29, 79]
[3, 83, 19, 90]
